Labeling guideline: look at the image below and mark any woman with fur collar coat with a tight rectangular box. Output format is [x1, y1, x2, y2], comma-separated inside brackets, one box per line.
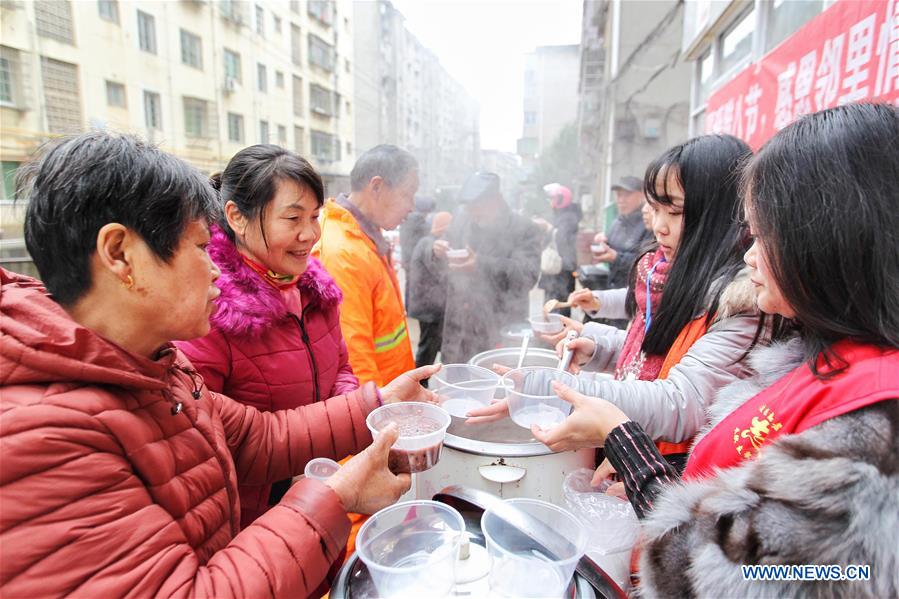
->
[177, 146, 435, 529]
[532, 103, 899, 598]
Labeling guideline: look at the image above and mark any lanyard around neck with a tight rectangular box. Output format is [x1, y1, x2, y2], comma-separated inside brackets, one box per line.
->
[644, 257, 667, 335]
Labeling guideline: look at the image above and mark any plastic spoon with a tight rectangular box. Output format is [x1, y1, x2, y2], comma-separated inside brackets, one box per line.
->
[516, 332, 531, 369]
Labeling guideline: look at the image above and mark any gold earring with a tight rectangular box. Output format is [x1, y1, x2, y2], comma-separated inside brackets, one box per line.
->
[122, 274, 134, 290]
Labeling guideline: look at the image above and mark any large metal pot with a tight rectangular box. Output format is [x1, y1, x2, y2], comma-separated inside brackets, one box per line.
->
[415, 347, 596, 505]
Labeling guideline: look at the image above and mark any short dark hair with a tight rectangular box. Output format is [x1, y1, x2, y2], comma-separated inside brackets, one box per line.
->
[21, 131, 219, 306]
[744, 102, 899, 368]
[350, 144, 418, 191]
[639, 134, 752, 356]
[212, 144, 324, 245]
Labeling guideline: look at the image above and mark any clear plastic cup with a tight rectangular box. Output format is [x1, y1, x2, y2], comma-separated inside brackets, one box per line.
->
[431, 364, 502, 418]
[366, 402, 451, 473]
[481, 498, 587, 598]
[590, 243, 608, 254]
[356, 500, 465, 598]
[446, 248, 470, 261]
[502, 367, 579, 431]
[528, 313, 564, 335]
[303, 457, 340, 481]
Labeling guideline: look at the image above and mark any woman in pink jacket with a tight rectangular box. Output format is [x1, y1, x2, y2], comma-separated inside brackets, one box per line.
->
[0, 132, 429, 597]
[176, 145, 409, 527]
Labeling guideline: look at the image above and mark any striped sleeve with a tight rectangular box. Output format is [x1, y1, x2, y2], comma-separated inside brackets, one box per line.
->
[604, 421, 679, 518]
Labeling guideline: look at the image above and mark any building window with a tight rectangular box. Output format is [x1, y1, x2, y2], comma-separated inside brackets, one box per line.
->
[308, 1, 334, 26]
[294, 126, 304, 153]
[697, 51, 714, 103]
[144, 90, 162, 130]
[346, 140, 352, 155]
[277, 124, 287, 145]
[345, 100, 351, 115]
[345, 58, 351, 73]
[291, 24, 302, 65]
[309, 83, 333, 116]
[257, 63, 267, 92]
[292, 75, 303, 116]
[137, 11, 157, 54]
[308, 34, 335, 72]
[0, 49, 16, 106]
[273, 14, 282, 34]
[255, 4, 265, 36]
[310, 130, 336, 161]
[41, 57, 81, 133]
[275, 70, 285, 88]
[718, 6, 755, 76]
[1, 161, 20, 201]
[224, 48, 241, 83]
[98, 0, 119, 24]
[765, 0, 824, 53]
[290, 1, 299, 14]
[183, 97, 210, 139]
[180, 29, 203, 69]
[259, 120, 270, 143]
[105, 81, 126, 108]
[524, 111, 536, 125]
[227, 112, 244, 143]
[35, 1, 75, 44]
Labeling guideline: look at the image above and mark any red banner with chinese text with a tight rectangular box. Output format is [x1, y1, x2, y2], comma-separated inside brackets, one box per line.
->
[705, 0, 899, 149]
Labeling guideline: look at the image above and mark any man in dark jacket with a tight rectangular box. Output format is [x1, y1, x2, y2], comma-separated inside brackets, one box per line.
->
[408, 212, 452, 369]
[594, 175, 654, 290]
[441, 172, 541, 364]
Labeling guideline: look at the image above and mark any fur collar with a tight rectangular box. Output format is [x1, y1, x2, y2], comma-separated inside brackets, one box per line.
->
[709, 267, 758, 322]
[207, 225, 342, 337]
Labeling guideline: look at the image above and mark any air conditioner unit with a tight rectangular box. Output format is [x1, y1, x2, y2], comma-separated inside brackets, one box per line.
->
[223, 77, 238, 93]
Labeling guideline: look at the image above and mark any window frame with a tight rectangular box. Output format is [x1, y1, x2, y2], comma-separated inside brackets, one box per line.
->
[137, 10, 157, 55]
[105, 80, 126, 108]
[180, 29, 203, 70]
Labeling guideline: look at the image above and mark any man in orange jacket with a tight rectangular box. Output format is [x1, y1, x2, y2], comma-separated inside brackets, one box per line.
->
[314, 145, 418, 387]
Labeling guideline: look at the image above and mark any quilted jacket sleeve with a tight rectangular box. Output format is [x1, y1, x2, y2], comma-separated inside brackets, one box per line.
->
[216, 383, 379, 484]
[0, 395, 351, 598]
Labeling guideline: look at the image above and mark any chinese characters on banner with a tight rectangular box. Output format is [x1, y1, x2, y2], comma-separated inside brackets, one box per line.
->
[705, 0, 899, 148]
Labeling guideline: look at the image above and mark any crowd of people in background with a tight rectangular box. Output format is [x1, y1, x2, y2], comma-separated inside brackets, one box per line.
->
[1, 102, 897, 598]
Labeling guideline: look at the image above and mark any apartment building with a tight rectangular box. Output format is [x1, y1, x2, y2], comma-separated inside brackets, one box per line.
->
[354, 0, 479, 196]
[0, 0, 355, 209]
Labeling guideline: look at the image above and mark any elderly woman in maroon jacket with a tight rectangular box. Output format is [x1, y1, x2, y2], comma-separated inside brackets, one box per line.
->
[0, 132, 431, 597]
[176, 145, 434, 529]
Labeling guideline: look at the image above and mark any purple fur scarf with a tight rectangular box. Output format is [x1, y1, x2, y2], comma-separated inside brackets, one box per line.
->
[207, 225, 343, 337]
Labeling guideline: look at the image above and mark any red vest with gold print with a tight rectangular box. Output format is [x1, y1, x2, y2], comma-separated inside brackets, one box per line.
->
[683, 340, 899, 480]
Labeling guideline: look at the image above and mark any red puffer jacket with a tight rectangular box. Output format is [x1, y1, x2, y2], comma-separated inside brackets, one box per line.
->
[177, 227, 363, 527]
[0, 269, 378, 597]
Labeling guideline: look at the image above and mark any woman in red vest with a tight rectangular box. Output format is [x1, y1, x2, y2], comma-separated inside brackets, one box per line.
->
[470, 135, 762, 472]
[533, 103, 899, 598]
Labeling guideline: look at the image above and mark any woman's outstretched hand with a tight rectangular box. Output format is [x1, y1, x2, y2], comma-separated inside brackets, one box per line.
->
[380, 364, 442, 404]
[530, 382, 629, 452]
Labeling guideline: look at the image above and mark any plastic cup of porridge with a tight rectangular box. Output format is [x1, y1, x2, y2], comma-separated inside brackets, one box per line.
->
[528, 313, 564, 335]
[431, 364, 502, 418]
[502, 367, 579, 431]
[366, 402, 452, 474]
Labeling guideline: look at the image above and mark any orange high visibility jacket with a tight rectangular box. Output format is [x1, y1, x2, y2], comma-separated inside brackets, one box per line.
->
[313, 199, 414, 386]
